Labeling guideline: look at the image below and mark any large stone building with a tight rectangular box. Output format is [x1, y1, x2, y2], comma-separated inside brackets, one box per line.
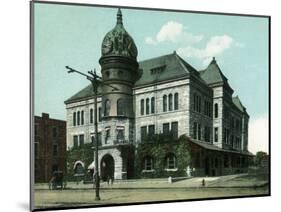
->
[34, 113, 66, 183]
[65, 9, 252, 180]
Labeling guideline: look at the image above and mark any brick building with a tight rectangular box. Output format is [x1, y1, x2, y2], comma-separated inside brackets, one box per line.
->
[34, 113, 66, 183]
[65, 9, 252, 180]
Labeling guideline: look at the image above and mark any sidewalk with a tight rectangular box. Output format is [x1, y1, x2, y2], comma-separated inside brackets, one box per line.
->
[34, 173, 268, 190]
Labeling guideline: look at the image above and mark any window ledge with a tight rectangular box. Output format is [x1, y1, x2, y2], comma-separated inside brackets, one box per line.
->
[142, 169, 155, 173]
[165, 168, 178, 172]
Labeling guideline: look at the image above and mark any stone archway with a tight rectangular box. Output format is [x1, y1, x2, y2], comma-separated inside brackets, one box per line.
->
[100, 154, 115, 182]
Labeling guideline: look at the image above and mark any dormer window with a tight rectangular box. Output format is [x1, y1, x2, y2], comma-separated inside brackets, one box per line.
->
[150, 65, 166, 75]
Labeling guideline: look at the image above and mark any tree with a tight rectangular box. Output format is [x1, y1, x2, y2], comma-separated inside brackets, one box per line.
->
[255, 151, 267, 166]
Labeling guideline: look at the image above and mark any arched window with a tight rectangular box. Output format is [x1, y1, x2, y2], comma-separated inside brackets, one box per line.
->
[168, 94, 173, 111]
[151, 97, 155, 114]
[74, 162, 85, 176]
[117, 98, 125, 116]
[81, 110, 84, 125]
[165, 153, 176, 169]
[163, 95, 167, 112]
[77, 111, 80, 125]
[90, 109, 93, 124]
[174, 93, 179, 110]
[143, 156, 153, 171]
[140, 99, 144, 115]
[104, 99, 110, 116]
[146, 98, 150, 115]
[214, 103, 218, 118]
[73, 112, 76, 126]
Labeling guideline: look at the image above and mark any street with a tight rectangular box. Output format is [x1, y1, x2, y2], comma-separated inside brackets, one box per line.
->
[33, 174, 269, 209]
[34, 186, 268, 208]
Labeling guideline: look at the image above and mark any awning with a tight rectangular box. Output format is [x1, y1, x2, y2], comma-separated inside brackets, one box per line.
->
[88, 161, 95, 170]
[189, 138, 254, 156]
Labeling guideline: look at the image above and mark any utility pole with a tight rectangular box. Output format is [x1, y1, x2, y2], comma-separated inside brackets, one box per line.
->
[66, 66, 118, 201]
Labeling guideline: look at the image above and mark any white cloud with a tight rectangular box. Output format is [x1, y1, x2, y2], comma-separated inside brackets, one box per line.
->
[248, 114, 269, 154]
[145, 21, 203, 45]
[178, 35, 235, 66]
[145, 36, 157, 45]
[157, 21, 183, 43]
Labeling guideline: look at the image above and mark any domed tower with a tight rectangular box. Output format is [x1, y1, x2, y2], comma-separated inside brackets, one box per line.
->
[99, 9, 140, 143]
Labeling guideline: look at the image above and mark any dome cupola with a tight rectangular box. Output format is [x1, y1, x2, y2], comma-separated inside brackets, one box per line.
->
[101, 8, 138, 60]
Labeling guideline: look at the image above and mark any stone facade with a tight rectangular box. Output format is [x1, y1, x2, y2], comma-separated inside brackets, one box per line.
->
[64, 9, 251, 180]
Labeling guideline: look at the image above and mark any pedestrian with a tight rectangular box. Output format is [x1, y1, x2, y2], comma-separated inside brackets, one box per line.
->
[202, 178, 206, 187]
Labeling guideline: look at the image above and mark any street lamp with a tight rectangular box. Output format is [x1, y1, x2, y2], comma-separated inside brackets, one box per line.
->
[66, 66, 118, 201]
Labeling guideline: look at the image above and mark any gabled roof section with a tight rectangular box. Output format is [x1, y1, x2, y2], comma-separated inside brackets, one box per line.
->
[200, 57, 229, 85]
[135, 51, 197, 86]
[232, 95, 248, 114]
[65, 84, 102, 104]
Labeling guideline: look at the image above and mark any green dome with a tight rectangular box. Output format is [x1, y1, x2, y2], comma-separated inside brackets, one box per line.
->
[101, 9, 138, 59]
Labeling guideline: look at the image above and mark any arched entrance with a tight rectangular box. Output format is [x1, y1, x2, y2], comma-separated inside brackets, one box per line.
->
[100, 154, 115, 182]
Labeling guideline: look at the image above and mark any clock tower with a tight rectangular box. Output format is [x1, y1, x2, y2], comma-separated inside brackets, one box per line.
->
[98, 9, 141, 179]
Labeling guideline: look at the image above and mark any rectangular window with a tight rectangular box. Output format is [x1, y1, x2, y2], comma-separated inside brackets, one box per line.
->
[204, 100, 207, 115]
[193, 122, 198, 139]
[116, 129, 125, 142]
[171, 122, 178, 139]
[167, 155, 176, 169]
[141, 126, 147, 141]
[226, 129, 230, 144]
[53, 144, 58, 156]
[81, 110, 84, 125]
[73, 112, 76, 126]
[236, 119, 240, 131]
[204, 101, 211, 117]
[193, 94, 196, 111]
[105, 128, 110, 144]
[79, 134, 84, 146]
[73, 135, 78, 147]
[145, 158, 152, 170]
[174, 93, 179, 110]
[223, 128, 227, 144]
[163, 123, 170, 135]
[231, 135, 234, 147]
[98, 107, 102, 122]
[148, 125, 155, 136]
[90, 109, 93, 123]
[52, 127, 57, 138]
[198, 124, 201, 140]
[214, 103, 218, 118]
[214, 127, 218, 142]
[204, 126, 210, 142]
[77, 111, 80, 125]
[91, 133, 102, 146]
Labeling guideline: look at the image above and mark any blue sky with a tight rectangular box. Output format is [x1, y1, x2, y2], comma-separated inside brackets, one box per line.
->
[34, 3, 269, 125]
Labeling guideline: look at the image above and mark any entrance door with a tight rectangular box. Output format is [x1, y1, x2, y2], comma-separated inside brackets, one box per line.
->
[100, 154, 115, 182]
